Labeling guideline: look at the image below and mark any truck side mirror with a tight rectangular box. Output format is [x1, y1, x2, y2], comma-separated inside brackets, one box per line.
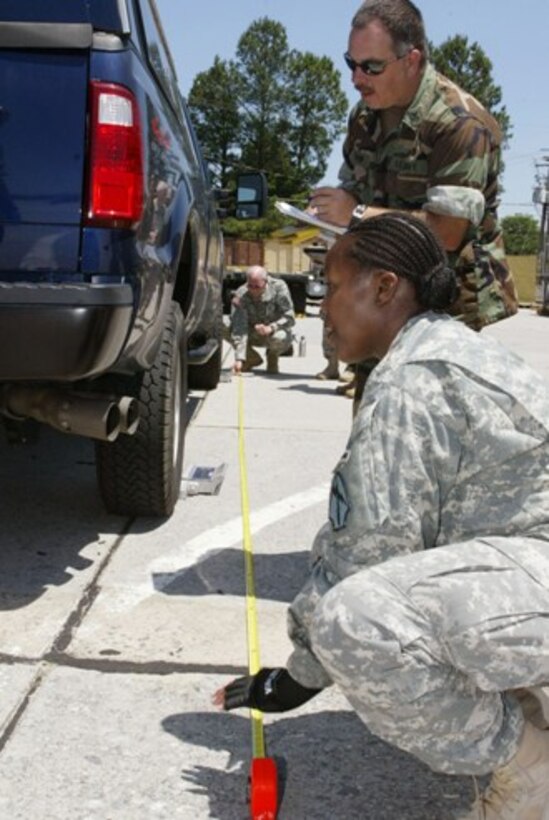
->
[235, 172, 268, 219]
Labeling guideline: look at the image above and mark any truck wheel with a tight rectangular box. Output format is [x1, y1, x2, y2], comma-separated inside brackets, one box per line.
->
[96, 303, 187, 517]
[188, 307, 223, 391]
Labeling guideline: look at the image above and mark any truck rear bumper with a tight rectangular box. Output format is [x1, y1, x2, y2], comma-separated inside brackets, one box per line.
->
[0, 282, 133, 380]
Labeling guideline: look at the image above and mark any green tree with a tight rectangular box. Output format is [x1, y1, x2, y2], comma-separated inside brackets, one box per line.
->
[429, 35, 512, 147]
[235, 18, 292, 194]
[284, 51, 348, 195]
[187, 16, 348, 230]
[501, 214, 540, 255]
[187, 57, 241, 188]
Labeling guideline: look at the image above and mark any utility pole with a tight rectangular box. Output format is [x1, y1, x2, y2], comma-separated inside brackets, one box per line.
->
[533, 153, 549, 314]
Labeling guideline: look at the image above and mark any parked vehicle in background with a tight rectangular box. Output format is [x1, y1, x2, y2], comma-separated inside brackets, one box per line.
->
[0, 0, 263, 517]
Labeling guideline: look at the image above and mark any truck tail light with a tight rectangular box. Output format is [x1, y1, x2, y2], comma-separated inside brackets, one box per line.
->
[85, 81, 144, 228]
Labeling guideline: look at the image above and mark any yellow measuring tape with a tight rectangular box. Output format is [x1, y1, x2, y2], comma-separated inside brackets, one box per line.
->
[237, 375, 267, 759]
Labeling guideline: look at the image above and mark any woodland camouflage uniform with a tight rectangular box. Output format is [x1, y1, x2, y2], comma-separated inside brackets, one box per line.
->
[339, 63, 518, 330]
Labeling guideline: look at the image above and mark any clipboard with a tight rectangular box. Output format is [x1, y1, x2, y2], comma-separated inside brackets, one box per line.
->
[275, 200, 346, 236]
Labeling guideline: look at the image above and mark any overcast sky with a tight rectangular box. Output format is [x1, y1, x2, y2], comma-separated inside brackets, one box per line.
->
[156, 0, 549, 220]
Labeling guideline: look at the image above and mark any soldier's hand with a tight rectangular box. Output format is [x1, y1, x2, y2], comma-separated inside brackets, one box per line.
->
[233, 360, 243, 374]
[213, 668, 322, 713]
[309, 187, 357, 227]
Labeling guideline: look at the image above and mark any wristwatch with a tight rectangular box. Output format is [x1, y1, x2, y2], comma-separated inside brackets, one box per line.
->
[349, 203, 368, 227]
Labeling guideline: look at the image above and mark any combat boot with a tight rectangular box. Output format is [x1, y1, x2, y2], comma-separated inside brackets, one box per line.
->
[316, 351, 340, 380]
[266, 350, 279, 374]
[459, 721, 549, 819]
[528, 686, 549, 726]
[338, 368, 355, 383]
[516, 686, 549, 729]
[335, 377, 356, 398]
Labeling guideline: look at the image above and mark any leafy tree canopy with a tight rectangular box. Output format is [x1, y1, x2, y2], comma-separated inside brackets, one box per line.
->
[187, 17, 348, 236]
[187, 56, 241, 189]
[429, 35, 512, 147]
[501, 214, 540, 255]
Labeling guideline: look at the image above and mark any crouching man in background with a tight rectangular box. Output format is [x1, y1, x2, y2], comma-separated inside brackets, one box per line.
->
[229, 265, 295, 375]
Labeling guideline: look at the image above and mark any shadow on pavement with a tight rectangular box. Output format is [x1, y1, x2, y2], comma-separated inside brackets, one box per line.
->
[0, 392, 204, 610]
[0, 428, 119, 610]
[280, 382, 348, 396]
[163, 709, 475, 819]
[153, 548, 310, 603]
[236, 371, 324, 382]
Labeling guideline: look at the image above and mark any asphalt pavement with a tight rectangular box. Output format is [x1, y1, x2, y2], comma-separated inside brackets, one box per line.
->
[0, 307, 548, 819]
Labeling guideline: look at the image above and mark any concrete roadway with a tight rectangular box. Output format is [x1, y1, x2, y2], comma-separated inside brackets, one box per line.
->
[0, 307, 548, 820]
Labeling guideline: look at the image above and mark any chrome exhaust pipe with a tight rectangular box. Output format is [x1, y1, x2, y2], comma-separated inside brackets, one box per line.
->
[2, 386, 122, 442]
[116, 396, 139, 436]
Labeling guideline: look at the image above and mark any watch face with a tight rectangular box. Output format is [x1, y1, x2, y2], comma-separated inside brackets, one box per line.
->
[353, 205, 367, 219]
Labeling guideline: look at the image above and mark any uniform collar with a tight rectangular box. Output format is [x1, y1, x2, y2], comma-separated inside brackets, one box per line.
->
[401, 62, 438, 131]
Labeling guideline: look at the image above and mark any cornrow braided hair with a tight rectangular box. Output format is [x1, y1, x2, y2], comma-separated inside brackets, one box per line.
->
[346, 212, 459, 311]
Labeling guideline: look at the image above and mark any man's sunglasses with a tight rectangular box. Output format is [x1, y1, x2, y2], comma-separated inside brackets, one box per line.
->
[343, 51, 409, 76]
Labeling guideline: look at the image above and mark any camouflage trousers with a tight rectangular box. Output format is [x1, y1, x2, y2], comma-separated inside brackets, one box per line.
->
[246, 327, 293, 354]
[310, 536, 549, 775]
[321, 313, 336, 360]
[223, 316, 292, 355]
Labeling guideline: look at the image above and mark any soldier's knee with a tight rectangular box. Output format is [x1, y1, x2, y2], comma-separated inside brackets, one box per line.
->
[269, 330, 292, 352]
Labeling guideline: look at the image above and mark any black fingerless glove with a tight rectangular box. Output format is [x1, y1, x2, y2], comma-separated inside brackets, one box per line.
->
[223, 667, 322, 713]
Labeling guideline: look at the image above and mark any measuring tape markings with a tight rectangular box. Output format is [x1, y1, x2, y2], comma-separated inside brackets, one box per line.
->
[237, 375, 267, 760]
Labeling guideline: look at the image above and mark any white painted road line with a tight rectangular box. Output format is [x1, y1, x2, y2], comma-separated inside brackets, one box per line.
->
[150, 482, 330, 583]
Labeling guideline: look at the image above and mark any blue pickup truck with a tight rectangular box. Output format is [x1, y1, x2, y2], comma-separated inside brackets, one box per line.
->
[0, 0, 259, 516]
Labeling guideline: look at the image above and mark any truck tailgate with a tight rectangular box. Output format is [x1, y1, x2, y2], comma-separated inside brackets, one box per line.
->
[0, 46, 89, 271]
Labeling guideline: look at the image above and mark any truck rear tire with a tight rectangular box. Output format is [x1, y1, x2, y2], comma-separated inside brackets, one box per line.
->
[96, 302, 187, 517]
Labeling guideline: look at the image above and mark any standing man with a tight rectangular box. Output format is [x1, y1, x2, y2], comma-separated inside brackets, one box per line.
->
[310, 0, 517, 403]
[229, 265, 295, 375]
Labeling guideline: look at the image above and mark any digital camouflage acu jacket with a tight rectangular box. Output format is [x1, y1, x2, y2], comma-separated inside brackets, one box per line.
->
[339, 63, 518, 330]
[231, 276, 295, 361]
[287, 313, 549, 688]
